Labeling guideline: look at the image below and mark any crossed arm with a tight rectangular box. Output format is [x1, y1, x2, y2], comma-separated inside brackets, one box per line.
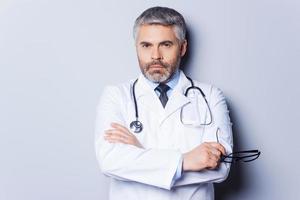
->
[104, 122, 226, 172]
[95, 85, 232, 189]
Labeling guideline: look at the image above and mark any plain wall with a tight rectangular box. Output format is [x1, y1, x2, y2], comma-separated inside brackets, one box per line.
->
[0, 0, 299, 199]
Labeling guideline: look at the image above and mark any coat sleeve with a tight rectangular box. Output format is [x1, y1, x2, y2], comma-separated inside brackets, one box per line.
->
[94, 85, 183, 190]
[173, 86, 233, 187]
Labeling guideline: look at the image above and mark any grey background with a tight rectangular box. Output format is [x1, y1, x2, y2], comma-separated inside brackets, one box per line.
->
[0, 0, 299, 199]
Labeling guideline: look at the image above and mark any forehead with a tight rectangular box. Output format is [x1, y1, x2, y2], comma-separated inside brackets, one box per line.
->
[136, 24, 178, 43]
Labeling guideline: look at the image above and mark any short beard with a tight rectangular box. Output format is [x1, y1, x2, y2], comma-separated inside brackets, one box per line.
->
[139, 58, 181, 83]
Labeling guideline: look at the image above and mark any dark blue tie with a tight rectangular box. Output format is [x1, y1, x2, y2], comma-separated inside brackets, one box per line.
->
[155, 83, 170, 108]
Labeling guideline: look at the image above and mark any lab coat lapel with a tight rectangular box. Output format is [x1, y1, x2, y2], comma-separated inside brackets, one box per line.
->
[162, 71, 191, 124]
[134, 74, 165, 117]
[133, 71, 192, 124]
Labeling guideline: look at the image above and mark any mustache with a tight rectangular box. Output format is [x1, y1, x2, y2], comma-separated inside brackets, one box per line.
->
[145, 60, 169, 69]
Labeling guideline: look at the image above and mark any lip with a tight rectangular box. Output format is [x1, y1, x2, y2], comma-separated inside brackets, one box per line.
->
[150, 64, 164, 68]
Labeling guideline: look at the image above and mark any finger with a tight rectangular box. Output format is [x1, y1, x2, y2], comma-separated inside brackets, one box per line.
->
[209, 147, 221, 158]
[111, 123, 130, 133]
[208, 152, 220, 163]
[105, 134, 129, 144]
[104, 132, 112, 136]
[209, 142, 226, 155]
[105, 129, 131, 137]
[207, 157, 219, 169]
[105, 130, 139, 145]
[111, 123, 134, 136]
[105, 131, 130, 140]
[202, 142, 222, 156]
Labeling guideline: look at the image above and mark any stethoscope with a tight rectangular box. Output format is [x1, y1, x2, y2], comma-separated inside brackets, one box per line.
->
[130, 76, 213, 133]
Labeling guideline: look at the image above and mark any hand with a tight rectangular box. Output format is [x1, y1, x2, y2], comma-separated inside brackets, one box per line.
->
[104, 122, 144, 148]
[183, 142, 226, 172]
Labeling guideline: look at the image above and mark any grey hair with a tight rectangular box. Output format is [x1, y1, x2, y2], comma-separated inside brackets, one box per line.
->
[133, 6, 186, 42]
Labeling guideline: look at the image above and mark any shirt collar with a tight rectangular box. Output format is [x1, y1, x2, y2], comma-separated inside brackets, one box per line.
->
[142, 69, 180, 91]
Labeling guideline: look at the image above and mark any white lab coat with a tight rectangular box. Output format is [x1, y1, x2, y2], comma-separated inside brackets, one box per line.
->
[95, 70, 233, 200]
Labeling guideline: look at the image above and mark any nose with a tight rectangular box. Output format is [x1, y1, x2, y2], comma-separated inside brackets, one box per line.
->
[151, 47, 162, 60]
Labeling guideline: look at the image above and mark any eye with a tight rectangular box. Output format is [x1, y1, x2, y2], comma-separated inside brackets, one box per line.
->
[162, 42, 173, 48]
[141, 43, 151, 48]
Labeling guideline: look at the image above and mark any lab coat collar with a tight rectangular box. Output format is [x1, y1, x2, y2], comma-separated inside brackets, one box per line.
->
[135, 73, 158, 99]
[135, 73, 164, 115]
[135, 70, 190, 98]
[135, 70, 191, 124]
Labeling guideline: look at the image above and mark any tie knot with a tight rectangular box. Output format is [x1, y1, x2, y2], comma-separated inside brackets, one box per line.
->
[155, 83, 170, 94]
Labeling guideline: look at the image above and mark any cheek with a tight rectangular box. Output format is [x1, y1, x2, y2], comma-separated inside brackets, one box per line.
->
[163, 52, 181, 65]
[137, 55, 150, 69]
[162, 48, 180, 60]
[137, 49, 151, 60]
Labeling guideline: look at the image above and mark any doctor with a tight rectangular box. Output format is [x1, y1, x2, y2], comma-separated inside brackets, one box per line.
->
[95, 6, 233, 200]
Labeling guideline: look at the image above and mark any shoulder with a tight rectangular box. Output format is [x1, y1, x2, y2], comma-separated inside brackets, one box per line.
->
[191, 79, 223, 95]
[99, 79, 135, 102]
[189, 79, 228, 106]
[179, 70, 222, 95]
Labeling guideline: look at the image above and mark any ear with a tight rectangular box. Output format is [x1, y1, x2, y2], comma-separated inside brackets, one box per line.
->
[180, 39, 187, 57]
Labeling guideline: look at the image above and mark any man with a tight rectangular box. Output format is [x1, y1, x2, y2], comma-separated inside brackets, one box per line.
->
[95, 6, 233, 200]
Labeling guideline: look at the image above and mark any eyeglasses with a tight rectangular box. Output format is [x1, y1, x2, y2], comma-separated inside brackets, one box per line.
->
[215, 128, 261, 163]
[221, 149, 261, 163]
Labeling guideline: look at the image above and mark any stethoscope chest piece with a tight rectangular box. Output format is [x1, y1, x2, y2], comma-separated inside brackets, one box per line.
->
[130, 120, 143, 133]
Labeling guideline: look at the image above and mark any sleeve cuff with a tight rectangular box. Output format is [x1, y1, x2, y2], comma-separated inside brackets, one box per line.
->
[170, 156, 183, 186]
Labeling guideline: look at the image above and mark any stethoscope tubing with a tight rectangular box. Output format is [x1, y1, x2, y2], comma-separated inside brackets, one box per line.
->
[130, 76, 212, 133]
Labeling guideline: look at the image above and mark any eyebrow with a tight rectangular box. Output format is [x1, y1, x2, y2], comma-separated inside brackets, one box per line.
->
[159, 40, 173, 45]
[139, 40, 174, 45]
[139, 41, 152, 46]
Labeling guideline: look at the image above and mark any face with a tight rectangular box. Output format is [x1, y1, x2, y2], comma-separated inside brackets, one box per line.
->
[135, 24, 187, 83]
